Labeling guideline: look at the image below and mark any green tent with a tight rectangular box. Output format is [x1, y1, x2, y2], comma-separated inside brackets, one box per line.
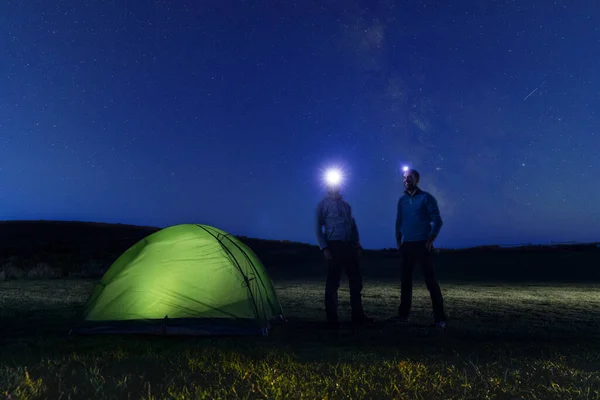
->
[77, 224, 285, 336]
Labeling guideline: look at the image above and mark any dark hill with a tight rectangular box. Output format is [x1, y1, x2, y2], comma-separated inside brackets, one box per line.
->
[0, 220, 322, 280]
[0, 220, 317, 259]
[0, 220, 598, 282]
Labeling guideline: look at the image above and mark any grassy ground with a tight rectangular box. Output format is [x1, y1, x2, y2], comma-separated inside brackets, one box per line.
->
[1, 279, 600, 399]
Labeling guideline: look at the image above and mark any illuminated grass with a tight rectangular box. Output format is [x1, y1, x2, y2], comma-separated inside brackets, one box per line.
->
[1, 279, 600, 399]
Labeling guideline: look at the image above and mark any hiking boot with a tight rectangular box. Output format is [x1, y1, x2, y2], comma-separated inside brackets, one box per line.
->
[435, 321, 447, 331]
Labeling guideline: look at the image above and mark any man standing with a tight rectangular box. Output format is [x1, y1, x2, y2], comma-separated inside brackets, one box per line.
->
[394, 168, 447, 329]
[315, 169, 373, 329]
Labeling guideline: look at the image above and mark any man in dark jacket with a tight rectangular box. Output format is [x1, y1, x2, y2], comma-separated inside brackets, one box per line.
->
[315, 170, 373, 329]
[394, 168, 447, 329]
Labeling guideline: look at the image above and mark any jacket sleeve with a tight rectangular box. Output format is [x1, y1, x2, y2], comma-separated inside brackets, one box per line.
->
[315, 202, 328, 250]
[426, 194, 443, 239]
[395, 197, 403, 244]
[351, 217, 361, 248]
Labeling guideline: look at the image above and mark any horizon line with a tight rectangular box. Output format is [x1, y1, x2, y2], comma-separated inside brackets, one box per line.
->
[1, 218, 598, 252]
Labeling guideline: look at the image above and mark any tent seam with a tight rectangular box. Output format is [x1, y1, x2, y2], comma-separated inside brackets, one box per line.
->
[195, 224, 262, 322]
[219, 233, 284, 323]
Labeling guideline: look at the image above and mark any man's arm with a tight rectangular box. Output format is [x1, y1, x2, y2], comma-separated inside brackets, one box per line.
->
[426, 194, 443, 240]
[315, 203, 328, 251]
[395, 197, 403, 247]
[350, 217, 361, 249]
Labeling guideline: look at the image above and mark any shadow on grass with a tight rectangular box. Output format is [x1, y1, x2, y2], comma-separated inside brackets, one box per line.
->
[3, 302, 600, 400]
[2, 278, 600, 372]
[2, 306, 598, 352]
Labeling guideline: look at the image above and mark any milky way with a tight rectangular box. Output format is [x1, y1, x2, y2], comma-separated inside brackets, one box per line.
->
[0, 0, 598, 248]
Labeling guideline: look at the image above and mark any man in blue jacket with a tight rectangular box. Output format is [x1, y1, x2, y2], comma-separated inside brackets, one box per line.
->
[394, 168, 447, 329]
[315, 174, 373, 329]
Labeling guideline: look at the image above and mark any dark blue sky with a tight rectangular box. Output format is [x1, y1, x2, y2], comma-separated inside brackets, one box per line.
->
[1, 0, 599, 249]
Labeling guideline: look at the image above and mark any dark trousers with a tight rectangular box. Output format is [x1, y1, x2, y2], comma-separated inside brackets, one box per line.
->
[398, 241, 447, 322]
[324, 241, 365, 322]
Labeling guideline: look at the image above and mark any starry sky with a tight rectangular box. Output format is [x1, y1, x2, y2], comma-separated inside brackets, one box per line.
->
[1, 0, 599, 249]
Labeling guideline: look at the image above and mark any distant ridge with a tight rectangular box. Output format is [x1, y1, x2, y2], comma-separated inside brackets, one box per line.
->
[0, 219, 160, 231]
[1, 220, 599, 282]
[0, 220, 316, 254]
[0, 220, 597, 253]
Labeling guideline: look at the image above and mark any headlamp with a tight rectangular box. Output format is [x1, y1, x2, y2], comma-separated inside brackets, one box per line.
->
[324, 168, 343, 186]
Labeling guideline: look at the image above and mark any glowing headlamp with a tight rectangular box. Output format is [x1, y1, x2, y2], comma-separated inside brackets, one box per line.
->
[402, 165, 409, 173]
[324, 168, 343, 186]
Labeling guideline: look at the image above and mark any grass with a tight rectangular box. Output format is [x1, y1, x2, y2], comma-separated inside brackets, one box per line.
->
[1, 279, 600, 399]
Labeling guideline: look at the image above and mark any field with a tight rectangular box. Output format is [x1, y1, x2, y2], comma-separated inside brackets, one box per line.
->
[1, 221, 600, 399]
[2, 279, 600, 399]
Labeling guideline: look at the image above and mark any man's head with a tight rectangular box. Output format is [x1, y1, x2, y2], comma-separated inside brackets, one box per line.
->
[403, 168, 420, 191]
[327, 186, 341, 197]
[324, 168, 343, 196]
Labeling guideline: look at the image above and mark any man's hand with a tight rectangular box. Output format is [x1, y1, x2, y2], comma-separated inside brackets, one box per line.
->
[425, 237, 435, 251]
[323, 248, 333, 261]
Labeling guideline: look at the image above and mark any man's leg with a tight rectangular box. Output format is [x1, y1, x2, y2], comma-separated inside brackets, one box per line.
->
[324, 246, 342, 325]
[343, 244, 370, 322]
[398, 243, 417, 319]
[419, 244, 447, 323]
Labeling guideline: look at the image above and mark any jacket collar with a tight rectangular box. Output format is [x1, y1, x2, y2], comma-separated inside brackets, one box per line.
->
[325, 189, 343, 200]
[404, 187, 422, 196]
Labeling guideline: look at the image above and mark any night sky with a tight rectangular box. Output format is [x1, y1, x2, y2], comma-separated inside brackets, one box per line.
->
[1, 1, 599, 249]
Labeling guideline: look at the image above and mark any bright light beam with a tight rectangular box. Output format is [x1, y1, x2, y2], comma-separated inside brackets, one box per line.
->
[324, 168, 343, 186]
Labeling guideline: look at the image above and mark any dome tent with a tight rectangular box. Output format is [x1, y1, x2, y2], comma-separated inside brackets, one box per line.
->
[77, 224, 285, 336]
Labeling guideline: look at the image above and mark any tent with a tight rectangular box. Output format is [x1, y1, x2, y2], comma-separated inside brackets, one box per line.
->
[77, 224, 285, 336]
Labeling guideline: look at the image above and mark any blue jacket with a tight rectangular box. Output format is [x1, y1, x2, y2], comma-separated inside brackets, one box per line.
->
[315, 193, 360, 250]
[395, 188, 443, 244]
